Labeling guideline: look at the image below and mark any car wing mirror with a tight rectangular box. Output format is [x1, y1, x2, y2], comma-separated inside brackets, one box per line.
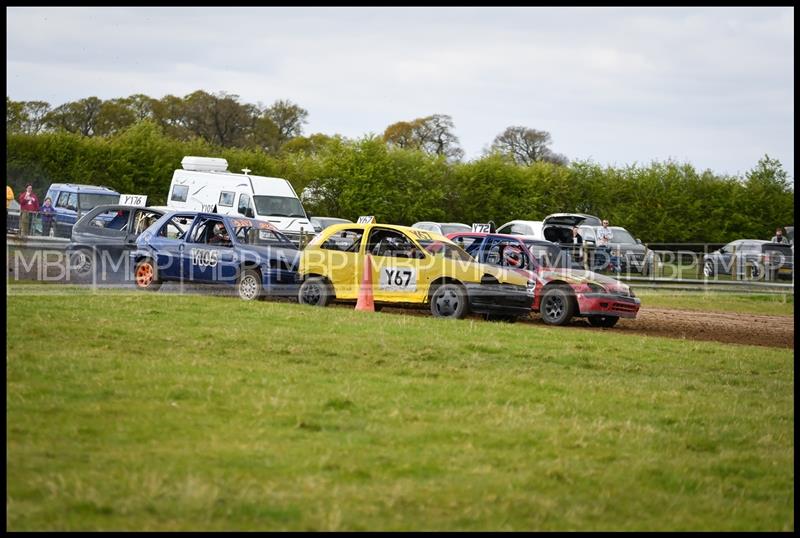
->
[636, 238, 642, 244]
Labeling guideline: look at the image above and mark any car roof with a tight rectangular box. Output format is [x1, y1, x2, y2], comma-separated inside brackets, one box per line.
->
[447, 231, 554, 245]
[47, 183, 119, 193]
[89, 204, 166, 213]
[324, 222, 450, 242]
[499, 220, 542, 226]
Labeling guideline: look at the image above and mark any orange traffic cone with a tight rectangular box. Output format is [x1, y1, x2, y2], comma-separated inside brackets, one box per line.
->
[355, 254, 375, 312]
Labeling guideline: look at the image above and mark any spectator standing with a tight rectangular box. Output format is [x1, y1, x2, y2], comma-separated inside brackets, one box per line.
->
[771, 227, 789, 245]
[6, 184, 13, 228]
[596, 219, 619, 272]
[18, 184, 40, 237]
[41, 197, 55, 237]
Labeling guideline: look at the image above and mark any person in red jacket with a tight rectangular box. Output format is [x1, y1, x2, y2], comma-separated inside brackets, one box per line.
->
[18, 184, 40, 237]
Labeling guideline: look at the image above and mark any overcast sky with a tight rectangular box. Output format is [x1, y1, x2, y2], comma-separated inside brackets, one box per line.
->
[6, 6, 795, 178]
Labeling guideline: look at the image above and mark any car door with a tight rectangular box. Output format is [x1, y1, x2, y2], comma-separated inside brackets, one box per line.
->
[716, 241, 739, 275]
[314, 227, 366, 299]
[183, 217, 237, 282]
[147, 214, 194, 281]
[367, 227, 427, 303]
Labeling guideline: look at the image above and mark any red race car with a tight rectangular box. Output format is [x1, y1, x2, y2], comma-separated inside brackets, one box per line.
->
[448, 232, 640, 327]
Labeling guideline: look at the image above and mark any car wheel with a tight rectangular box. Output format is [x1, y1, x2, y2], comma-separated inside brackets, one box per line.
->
[746, 263, 761, 280]
[702, 260, 715, 277]
[588, 315, 619, 328]
[134, 258, 162, 291]
[68, 248, 94, 276]
[429, 283, 468, 319]
[540, 285, 575, 326]
[238, 268, 263, 301]
[298, 276, 333, 307]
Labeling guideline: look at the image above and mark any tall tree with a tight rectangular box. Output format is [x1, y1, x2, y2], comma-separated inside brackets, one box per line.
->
[263, 99, 309, 144]
[489, 126, 568, 166]
[383, 114, 464, 160]
[45, 96, 103, 136]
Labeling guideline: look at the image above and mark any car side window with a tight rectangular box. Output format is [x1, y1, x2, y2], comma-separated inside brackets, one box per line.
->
[367, 228, 425, 259]
[219, 191, 235, 207]
[157, 215, 193, 240]
[510, 223, 532, 235]
[170, 185, 188, 202]
[321, 228, 365, 252]
[57, 192, 78, 211]
[90, 209, 131, 231]
[238, 194, 252, 216]
[133, 210, 161, 235]
[496, 224, 512, 234]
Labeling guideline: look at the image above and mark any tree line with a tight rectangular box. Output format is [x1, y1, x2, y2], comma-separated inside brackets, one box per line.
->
[7, 93, 568, 165]
[6, 119, 793, 244]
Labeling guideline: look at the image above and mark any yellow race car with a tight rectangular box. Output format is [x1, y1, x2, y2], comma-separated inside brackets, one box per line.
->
[298, 223, 534, 319]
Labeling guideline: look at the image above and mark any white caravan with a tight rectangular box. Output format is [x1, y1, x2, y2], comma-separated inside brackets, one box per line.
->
[166, 156, 314, 243]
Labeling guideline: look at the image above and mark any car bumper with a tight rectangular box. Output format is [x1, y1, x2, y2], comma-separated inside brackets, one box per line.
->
[577, 293, 641, 318]
[464, 283, 533, 317]
[261, 269, 301, 297]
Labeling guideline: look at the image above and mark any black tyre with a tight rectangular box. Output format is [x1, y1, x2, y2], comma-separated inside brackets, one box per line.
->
[238, 268, 263, 301]
[588, 315, 619, 328]
[540, 285, 576, 326]
[429, 283, 469, 319]
[298, 276, 333, 307]
[134, 258, 162, 291]
[746, 262, 761, 280]
[702, 259, 716, 278]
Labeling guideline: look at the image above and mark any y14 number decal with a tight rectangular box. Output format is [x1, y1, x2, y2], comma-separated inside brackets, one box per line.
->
[379, 268, 417, 291]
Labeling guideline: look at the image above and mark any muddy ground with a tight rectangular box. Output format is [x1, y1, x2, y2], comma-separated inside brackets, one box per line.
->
[378, 306, 794, 349]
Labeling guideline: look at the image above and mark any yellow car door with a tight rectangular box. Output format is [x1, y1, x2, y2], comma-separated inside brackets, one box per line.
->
[365, 226, 429, 303]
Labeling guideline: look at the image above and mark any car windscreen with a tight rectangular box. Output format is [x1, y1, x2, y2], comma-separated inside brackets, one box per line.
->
[253, 196, 306, 218]
[79, 193, 119, 210]
[440, 224, 471, 235]
[418, 240, 474, 262]
[611, 229, 636, 244]
[234, 225, 292, 246]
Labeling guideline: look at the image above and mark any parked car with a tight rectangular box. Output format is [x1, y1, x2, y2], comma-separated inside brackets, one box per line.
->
[541, 213, 602, 243]
[131, 212, 301, 300]
[411, 221, 472, 236]
[448, 232, 640, 327]
[578, 225, 657, 275]
[66, 205, 166, 276]
[703, 240, 793, 281]
[44, 183, 121, 238]
[298, 223, 534, 319]
[496, 220, 544, 239]
[310, 216, 353, 233]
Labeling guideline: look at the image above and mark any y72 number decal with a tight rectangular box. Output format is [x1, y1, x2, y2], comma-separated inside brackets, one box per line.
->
[379, 268, 417, 291]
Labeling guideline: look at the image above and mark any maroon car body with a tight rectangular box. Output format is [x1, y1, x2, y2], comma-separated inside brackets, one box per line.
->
[448, 232, 641, 327]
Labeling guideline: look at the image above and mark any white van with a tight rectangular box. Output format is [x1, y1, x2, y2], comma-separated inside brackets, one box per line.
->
[166, 156, 314, 243]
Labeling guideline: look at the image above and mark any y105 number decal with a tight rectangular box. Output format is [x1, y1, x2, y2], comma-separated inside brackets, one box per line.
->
[190, 248, 218, 267]
[379, 268, 417, 291]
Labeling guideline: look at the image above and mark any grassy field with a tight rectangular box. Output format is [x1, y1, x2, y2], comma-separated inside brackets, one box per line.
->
[6, 290, 795, 531]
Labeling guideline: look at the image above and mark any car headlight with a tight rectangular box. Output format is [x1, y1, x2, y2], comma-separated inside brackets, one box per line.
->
[587, 282, 605, 293]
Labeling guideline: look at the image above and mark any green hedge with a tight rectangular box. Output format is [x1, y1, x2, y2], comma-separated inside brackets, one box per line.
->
[6, 122, 793, 243]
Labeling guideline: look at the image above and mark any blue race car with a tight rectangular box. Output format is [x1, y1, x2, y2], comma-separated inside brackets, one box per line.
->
[130, 211, 301, 300]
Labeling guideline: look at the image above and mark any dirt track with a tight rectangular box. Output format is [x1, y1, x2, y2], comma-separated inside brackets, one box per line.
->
[379, 305, 794, 349]
[609, 307, 794, 349]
